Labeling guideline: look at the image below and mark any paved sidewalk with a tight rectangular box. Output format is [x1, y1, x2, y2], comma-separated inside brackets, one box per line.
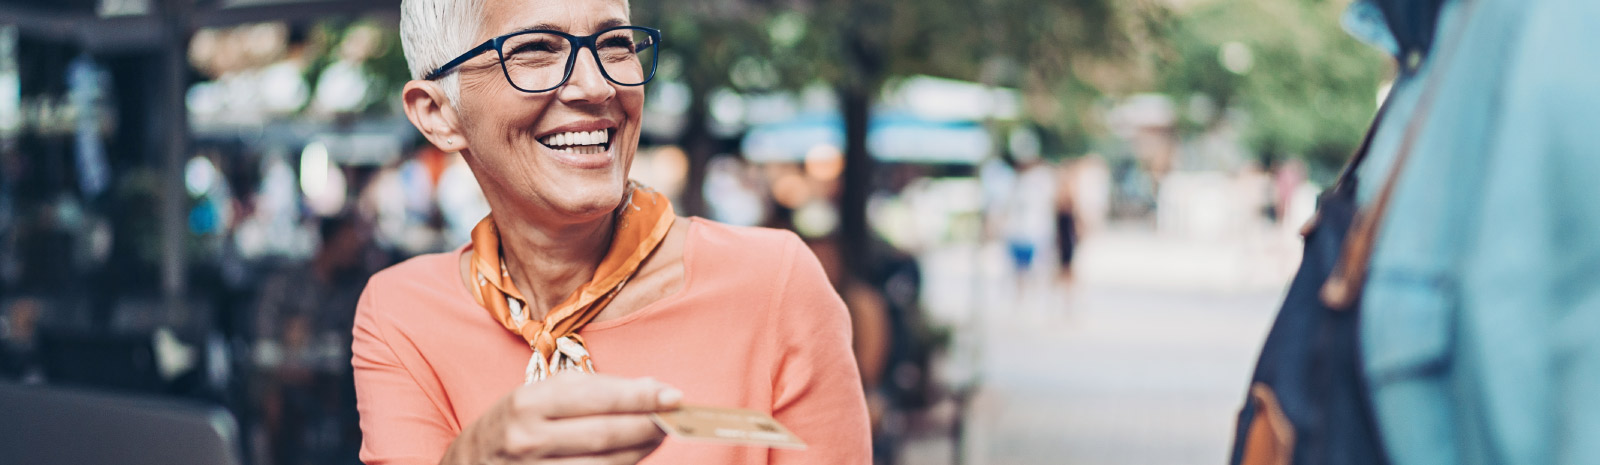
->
[902, 226, 1292, 464]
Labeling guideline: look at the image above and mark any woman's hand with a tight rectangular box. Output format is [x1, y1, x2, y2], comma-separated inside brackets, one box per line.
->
[442, 373, 682, 464]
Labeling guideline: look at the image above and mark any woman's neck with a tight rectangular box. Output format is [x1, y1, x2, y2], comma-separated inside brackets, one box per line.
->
[495, 211, 616, 321]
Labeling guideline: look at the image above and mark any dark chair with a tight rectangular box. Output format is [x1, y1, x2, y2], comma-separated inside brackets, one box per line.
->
[37, 330, 165, 394]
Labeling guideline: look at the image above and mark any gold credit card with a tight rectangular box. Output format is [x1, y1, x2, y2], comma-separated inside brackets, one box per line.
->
[650, 405, 808, 450]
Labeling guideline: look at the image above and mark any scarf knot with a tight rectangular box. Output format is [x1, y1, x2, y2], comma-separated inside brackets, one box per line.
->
[469, 182, 674, 384]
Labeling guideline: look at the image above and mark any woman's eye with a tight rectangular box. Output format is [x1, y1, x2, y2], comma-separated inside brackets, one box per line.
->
[511, 41, 561, 55]
[598, 37, 635, 51]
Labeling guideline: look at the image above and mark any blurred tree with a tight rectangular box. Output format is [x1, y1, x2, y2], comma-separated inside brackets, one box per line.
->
[1151, 0, 1388, 175]
[632, 1, 779, 217]
[794, 0, 1145, 278]
[639, 0, 1152, 277]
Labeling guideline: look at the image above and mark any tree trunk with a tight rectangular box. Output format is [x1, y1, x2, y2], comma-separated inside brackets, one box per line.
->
[838, 84, 875, 281]
[837, 0, 887, 282]
[678, 79, 713, 218]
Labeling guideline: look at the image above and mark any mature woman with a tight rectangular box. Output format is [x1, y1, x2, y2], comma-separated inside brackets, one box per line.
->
[351, 0, 871, 464]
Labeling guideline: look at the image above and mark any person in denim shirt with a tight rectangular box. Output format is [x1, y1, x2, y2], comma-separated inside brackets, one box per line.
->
[1345, 0, 1600, 463]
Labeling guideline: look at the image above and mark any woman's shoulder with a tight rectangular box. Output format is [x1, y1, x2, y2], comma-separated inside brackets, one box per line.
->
[359, 246, 468, 310]
[681, 219, 839, 303]
[685, 218, 810, 269]
[682, 219, 848, 339]
[687, 217, 800, 245]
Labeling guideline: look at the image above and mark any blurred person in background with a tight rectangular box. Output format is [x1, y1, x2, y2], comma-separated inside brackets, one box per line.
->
[1053, 162, 1080, 285]
[0, 296, 43, 382]
[1270, 159, 1308, 230]
[1002, 152, 1059, 297]
[809, 234, 941, 465]
[352, 0, 870, 464]
[253, 212, 381, 465]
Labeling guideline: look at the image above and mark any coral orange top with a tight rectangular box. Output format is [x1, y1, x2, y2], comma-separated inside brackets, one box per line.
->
[351, 218, 871, 465]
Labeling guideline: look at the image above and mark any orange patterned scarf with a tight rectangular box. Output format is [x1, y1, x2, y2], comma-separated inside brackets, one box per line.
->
[468, 182, 675, 384]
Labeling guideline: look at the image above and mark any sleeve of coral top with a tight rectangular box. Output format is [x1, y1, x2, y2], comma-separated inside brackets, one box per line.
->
[767, 234, 873, 464]
[351, 289, 455, 465]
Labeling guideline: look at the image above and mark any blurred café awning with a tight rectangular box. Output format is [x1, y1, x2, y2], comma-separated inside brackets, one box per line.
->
[0, 0, 397, 52]
[741, 75, 1015, 165]
[742, 112, 992, 165]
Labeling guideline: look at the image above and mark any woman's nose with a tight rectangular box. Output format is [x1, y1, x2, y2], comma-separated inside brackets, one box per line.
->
[557, 49, 616, 104]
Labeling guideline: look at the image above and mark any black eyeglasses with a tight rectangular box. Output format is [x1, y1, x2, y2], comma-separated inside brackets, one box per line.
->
[425, 25, 661, 93]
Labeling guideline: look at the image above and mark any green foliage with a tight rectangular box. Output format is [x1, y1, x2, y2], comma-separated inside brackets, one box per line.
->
[635, 0, 1138, 96]
[302, 19, 412, 116]
[360, 24, 413, 116]
[627, 0, 1385, 171]
[632, 2, 789, 93]
[1152, 0, 1388, 170]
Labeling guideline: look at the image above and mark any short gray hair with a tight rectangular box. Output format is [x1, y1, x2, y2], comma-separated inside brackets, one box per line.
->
[399, 0, 487, 106]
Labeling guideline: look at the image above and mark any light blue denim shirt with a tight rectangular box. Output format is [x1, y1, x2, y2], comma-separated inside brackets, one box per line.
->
[1348, 0, 1600, 464]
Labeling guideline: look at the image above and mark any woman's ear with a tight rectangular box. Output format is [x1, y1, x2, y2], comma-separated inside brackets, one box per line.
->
[401, 80, 468, 152]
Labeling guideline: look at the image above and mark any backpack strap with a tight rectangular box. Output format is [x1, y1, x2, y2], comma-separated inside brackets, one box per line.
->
[1319, 98, 1431, 309]
[1318, 1, 1471, 309]
[1329, 94, 1396, 196]
[1295, 89, 1396, 239]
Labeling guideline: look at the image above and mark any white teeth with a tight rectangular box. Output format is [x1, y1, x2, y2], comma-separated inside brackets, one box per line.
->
[542, 129, 611, 148]
[556, 145, 604, 155]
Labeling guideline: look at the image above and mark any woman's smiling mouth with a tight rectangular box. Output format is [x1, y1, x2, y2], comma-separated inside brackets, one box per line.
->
[537, 127, 617, 169]
[539, 129, 614, 155]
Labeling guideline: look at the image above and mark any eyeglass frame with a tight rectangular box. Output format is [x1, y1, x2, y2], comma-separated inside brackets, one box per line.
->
[424, 25, 662, 93]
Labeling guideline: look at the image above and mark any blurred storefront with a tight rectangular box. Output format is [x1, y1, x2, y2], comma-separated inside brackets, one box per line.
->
[0, 3, 1251, 465]
[0, 2, 418, 464]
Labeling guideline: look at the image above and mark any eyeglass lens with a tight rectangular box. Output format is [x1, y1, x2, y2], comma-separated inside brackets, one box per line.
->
[499, 28, 656, 91]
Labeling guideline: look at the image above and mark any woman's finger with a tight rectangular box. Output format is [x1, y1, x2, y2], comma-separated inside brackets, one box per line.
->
[540, 441, 660, 465]
[533, 413, 665, 458]
[528, 374, 682, 419]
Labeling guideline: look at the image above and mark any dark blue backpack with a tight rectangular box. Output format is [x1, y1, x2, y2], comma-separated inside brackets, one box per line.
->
[1229, 103, 1409, 465]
